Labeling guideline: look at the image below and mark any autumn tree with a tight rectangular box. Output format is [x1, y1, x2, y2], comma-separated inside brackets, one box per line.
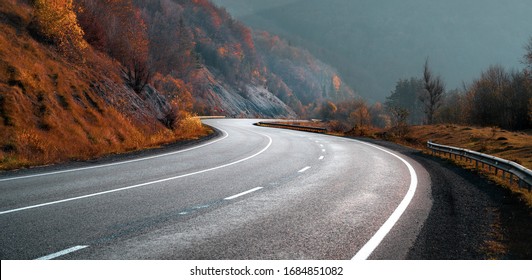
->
[152, 73, 195, 129]
[349, 104, 370, 128]
[332, 75, 342, 95]
[76, 0, 150, 93]
[107, 1, 150, 93]
[180, 0, 260, 87]
[387, 105, 409, 128]
[387, 105, 410, 137]
[75, 0, 106, 50]
[369, 102, 390, 128]
[436, 89, 467, 124]
[124, 16, 150, 94]
[319, 100, 337, 121]
[136, 0, 196, 78]
[30, 0, 87, 58]
[420, 59, 445, 124]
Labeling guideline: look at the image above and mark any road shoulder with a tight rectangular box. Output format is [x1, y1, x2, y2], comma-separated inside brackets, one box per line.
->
[355, 138, 532, 259]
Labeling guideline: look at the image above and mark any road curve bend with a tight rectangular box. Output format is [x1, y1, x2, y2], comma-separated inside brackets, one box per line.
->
[0, 119, 432, 260]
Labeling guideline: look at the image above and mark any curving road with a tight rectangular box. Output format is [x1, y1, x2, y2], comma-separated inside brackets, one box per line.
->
[0, 119, 432, 260]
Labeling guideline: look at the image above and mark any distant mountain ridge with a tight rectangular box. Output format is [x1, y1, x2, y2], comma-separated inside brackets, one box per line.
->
[213, 0, 532, 102]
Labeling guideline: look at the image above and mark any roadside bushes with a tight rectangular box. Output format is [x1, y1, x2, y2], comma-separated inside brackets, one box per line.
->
[462, 65, 531, 130]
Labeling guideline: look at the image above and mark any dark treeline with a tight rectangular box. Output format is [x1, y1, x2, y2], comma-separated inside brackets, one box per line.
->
[383, 40, 532, 131]
[318, 38, 531, 133]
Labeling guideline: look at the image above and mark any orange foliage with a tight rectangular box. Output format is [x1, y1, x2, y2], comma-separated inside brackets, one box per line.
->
[241, 28, 255, 51]
[192, 0, 222, 29]
[0, 0, 210, 170]
[332, 75, 342, 92]
[217, 46, 228, 57]
[32, 0, 87, 57]
[232, 43, 244, 58]
[152, 73, 194, 112]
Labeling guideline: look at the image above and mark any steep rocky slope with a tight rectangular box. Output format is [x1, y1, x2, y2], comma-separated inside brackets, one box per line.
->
[0, 0, 207, 170]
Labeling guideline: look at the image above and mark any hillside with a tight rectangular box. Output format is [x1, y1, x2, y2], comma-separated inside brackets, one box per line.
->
[0, 0, 362, 170]
[0, 0, 207, 170]
[213, 0, 532, 102]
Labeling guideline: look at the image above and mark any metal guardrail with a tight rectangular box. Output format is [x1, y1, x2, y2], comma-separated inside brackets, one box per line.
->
[427, 141, 532, 191]
[256, 122, 327, 134]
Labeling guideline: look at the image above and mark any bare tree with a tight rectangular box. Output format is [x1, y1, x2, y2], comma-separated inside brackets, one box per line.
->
[386, 105, 410, 138]
[524, 36, 532, 74]
[420, 58, 445, 124]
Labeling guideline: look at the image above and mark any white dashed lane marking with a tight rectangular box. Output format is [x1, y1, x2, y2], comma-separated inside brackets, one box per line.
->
[298, 166, 311, 173]
[35, 245, 88, 260]
[224, 187, 263, 200]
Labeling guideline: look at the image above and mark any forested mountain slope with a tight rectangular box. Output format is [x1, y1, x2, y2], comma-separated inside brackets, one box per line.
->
[130, 0, 354, 117]
[213, 0, 531, 102]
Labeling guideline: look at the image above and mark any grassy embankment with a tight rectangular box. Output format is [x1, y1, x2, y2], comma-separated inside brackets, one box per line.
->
[392, 124, 532, 207]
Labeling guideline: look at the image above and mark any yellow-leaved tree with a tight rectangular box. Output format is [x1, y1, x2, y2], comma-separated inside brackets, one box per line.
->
[32, 0, 87, 57]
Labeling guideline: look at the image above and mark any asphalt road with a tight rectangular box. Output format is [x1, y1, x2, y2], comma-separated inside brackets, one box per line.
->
[0, 119, 433, 260]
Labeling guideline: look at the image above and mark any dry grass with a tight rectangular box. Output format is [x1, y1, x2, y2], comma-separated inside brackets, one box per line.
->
[0, 1, 210, 171]
[382, 124, 532, 208]
[399, 125, 532, 206]
[405, 124, 532, 169]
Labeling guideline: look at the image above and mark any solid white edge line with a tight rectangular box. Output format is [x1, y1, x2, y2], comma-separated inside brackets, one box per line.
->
[0, 128, 229, 182]
[0, 131, 273, 215]
[35, 245, 88, 260]
[350, 139, 418, 260]
[224, 187, 263, 200]
[298, 166, 311, 173]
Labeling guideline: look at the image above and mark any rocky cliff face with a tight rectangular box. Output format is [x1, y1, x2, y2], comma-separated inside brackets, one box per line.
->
[188, 67, 296, 118]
